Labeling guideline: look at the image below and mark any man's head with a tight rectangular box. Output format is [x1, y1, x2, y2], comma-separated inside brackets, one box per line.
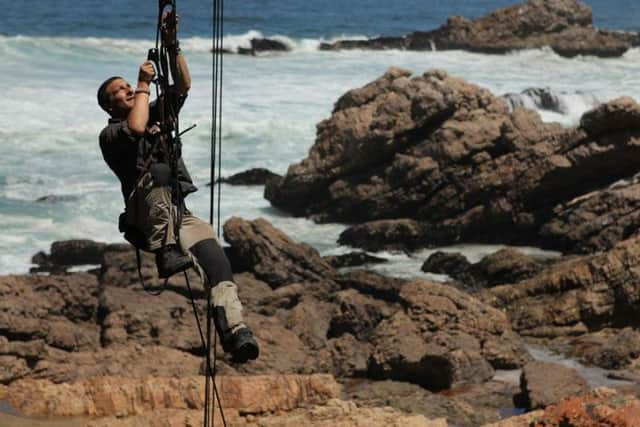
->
[97, 76, 134, 117]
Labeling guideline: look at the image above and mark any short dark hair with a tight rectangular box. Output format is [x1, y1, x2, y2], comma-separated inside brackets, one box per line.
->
[97, 76, 123, 113]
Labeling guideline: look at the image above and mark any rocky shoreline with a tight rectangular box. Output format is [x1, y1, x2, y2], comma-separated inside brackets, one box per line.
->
[319, 0, 639, 58]
[5, 7, 640, 423]
[216, 0, 640, 58]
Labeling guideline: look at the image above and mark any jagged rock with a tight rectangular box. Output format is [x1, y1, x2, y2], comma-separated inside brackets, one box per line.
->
[398, 280, 531, 369]
[549, 327, 640, 370]
[325, 334, 371, 377]
[50, 240, 127, 266]
[0, 274, 99, 359]
[320, 0, 638, 58]
[483, 237, 640, 338]
[324, 251, 387, 269]
[579, 96, 640, 138]
[327, 289, 396, 341]
[367, 280, 530, 390]
[473, 248, 542, 287]
[339, 219, 427, 251]
[369, 311, 496, 391]
[285, 296, 335, 350]
[515, 361, 589, 410]
[525, 387, 640, 426]
[237, 38, 290, 55]
[267, 67, 640, 253]
[421, 251, 472, 279]
[98, 284, 203, 354]
[540, 179, 640, 253]
[223, 217, 337, 289]
[31, 240, 130, 273]
[336, 269, 407, 302]
[250, 38, 289, 52]
[217, 168, 282, 185]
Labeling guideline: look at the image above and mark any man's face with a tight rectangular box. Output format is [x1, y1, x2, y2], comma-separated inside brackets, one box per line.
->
[106, 78, 135, 114]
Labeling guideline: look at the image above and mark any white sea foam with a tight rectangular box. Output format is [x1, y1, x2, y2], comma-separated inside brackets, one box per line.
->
[2, 33, 640, 274]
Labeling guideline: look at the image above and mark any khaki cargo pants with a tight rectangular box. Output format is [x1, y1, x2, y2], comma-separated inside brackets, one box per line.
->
[125, 172, 246, 332]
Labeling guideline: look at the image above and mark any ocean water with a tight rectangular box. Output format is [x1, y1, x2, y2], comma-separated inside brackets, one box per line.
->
[1, 0, 639, 274]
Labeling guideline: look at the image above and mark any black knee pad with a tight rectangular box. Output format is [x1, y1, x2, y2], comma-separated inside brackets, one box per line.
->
[189, 238, 234, 286]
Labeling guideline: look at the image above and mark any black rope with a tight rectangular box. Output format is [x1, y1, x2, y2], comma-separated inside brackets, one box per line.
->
[209, 0, 226, 425]
[182, 272, 228, 427]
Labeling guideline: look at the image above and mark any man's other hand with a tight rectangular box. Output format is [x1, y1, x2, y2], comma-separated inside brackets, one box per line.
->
[161, 11, 179, 42]
[138, 61, 155, 84]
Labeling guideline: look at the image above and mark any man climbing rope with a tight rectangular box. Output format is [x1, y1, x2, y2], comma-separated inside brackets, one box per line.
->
[96, 12, 259, 363]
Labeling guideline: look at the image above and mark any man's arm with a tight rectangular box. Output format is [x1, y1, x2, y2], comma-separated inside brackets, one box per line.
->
[128, 61, 155, 135]
[164, 12, 191, 95]
[172, 50, 192, 95]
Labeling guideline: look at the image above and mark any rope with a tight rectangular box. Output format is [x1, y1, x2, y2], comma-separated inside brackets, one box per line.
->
[208, 0, 226, 425]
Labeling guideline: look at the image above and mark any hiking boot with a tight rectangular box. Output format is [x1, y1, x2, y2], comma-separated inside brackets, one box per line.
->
[226, 327, 259, 363]
[212, 307, 259, 363]
[155, 245, 194, 278]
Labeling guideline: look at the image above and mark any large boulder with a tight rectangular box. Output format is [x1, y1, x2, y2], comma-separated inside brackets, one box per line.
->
[321, 0, 638, 58]
[267, 68, 640, 254]
[367, 280, 531, 391]
[223, 217, 337, 289]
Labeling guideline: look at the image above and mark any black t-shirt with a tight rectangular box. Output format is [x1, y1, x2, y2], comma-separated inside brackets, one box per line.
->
[99, 92, 197, 202]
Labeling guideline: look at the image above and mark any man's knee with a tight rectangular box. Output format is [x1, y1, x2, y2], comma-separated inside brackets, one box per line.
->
[189, 238, 233, 286]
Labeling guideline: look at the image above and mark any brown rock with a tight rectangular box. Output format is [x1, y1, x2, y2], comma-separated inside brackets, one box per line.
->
[516, 361, 589, 410]
[550, 327, 640, 370]
[322, 0, 637, 58]
[540, 173, 640, 254]
[325, 334, 371, 377]
[483, 237, 640, 338]
[0, 374, 340, 419]
[336, 269, 408, 302]
[529, 387, 640, 427]
[339, 219, 426, 251]
[267, 68, 640, 253]
[219, 167, 282, 185]
[580, 96, 640, 138]
[399, 280, 531, 369]
[474, 248, 542, 287]
[223, 217, 337, 288]
[328, 289, 396, 341]
[257, 399, 446, 427]
[324, 251, 388, 269]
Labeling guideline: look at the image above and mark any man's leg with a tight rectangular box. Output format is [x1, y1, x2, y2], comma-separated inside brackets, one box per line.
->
[127, 171, 193, 278]
[180, 213, 259, 363]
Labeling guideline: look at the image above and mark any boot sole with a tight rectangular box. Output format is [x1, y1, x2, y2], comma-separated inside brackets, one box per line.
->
[232, 342, 259, 364]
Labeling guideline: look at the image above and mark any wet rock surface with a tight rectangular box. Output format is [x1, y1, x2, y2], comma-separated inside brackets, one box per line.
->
[320, 0, 639, 58]
[421, 248, 544, 289]
[217, 167, 282, 186]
